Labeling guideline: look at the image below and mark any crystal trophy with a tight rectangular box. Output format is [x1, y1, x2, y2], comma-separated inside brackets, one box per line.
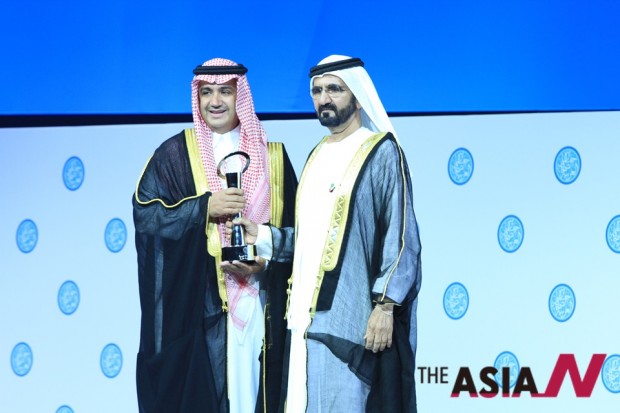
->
[217, 151, 257, 263]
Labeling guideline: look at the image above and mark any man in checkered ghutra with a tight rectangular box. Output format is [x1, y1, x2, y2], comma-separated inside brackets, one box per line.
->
[133, 58, 297, 413]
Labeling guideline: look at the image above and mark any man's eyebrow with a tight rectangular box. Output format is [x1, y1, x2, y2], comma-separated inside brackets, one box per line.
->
[200, 85, 236, 90]
[315, 82, 344, 88]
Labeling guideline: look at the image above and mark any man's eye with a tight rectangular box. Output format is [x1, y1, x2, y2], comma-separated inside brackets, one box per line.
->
[201, 89, 212, 95]
[326, 85, 341, 93]
[311, 87, 322, 95]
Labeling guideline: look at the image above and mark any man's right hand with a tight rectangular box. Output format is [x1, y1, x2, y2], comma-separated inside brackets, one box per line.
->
[209, 188, 245, 218]
[225, 217, 259, 245]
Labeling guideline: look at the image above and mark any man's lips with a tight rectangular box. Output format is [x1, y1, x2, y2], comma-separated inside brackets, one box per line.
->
[319, 104, 336, 117]
[208, 108, 226, 116]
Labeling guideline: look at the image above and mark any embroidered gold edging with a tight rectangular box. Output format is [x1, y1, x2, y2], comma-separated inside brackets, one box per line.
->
[254, 143, 286, 409]
[378, 142, 408, 302]
[284, 136, 330, 318]
[322, 132, 387, 271]
[225, 310, 231, 402]
[268, 142, 285, 228]
[185, 128, 229, 311]
[308, 132, 387, 319]
[261, 304, 269, 413]
[303, 322, 311, 408]
[133, 154, 203, 208]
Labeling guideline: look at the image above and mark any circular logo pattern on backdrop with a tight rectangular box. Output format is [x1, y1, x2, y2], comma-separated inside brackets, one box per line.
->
[62, 156, 85, 191]
[443, 282, 469, 320]
[602, 354, 620, 393]
[448, 148, 474, 185]
[100, 343, 123, 378]
[16, 219, 38, 253]
[58, 280, 80, 315]
[554, 146, 581, 184]
[606, 215, 620, 253]
[548, 284, 576, 322]
[56, 406, 74, 413]
[494, 351, 520, 390]
[11, 342, 33, 376]
[105, 218, 127, 253]
[497, 215, 524, 253]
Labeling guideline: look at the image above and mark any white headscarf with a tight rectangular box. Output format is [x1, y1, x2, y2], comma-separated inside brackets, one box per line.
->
[310, 54, 397, 139]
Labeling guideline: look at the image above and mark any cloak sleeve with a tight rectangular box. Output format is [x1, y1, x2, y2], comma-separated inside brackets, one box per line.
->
[267, 142, 297, 263]
[369, 138, 422, 305]
[133, 137, 210, 239]
[269, 226, 295, 263]
[133, 133, 221, 412]
[132, 134, 213, 355]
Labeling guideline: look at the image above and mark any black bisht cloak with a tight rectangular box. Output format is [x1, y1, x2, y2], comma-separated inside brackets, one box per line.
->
[133, 131, 297, 413]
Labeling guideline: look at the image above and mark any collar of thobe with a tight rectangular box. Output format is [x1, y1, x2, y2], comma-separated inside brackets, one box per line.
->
[212, 125, 242, 175]
[327, 126, 373, 144]
[212, 124, 241, 154]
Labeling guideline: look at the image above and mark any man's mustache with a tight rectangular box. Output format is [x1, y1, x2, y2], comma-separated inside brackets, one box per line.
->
[318, 103, 337, 112]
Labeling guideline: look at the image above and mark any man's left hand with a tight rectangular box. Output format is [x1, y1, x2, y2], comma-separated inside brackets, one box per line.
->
[364, 303, 394, 353]
[220, 256, 267, 276]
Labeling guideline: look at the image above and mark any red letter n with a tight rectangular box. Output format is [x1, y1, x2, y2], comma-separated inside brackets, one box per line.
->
[536, 354, 606, 398]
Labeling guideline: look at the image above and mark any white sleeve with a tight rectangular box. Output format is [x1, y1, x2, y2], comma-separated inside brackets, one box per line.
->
[254, 224, 273, 260]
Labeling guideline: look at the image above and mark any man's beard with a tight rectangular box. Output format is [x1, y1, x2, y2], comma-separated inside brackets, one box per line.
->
[317, 96, 357, 127]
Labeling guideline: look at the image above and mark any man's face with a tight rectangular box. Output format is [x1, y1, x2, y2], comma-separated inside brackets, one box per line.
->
[311, 75, 358, 128]
[199, 79, 239, 134]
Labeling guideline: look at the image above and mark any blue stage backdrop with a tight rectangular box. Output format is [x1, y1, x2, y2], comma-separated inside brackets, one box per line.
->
[1, 0, 619, 116]
[1, 111, 619, 412]
[2, 0, 620, 411]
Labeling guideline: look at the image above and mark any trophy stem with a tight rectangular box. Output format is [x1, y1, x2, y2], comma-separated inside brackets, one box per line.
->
[231, 218, 245, 246]
[220, 165, 256, 263]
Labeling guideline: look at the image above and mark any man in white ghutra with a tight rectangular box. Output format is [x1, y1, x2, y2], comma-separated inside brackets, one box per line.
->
[234, 54, 422, 412]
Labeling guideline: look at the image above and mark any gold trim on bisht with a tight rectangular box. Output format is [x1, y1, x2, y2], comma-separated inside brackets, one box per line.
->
[320, 132, 386, 271]
[268, 142, 285, 228]
[284, 132, 387, 319]
[377, 142, 409, 303]
[185, 128, 229, 311]
[309, 132, 386, 318]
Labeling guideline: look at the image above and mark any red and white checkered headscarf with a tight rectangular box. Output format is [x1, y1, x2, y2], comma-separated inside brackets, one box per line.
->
[192, 58, 271, 330]
[191, 58, 271, 228]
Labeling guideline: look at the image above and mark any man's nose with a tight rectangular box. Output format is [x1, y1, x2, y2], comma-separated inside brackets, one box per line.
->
[211, 92, 222, 106]
[318, 90, 332, 105]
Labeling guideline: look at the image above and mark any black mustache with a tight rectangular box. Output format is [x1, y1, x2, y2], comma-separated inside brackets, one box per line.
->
[319, 103, 337, 112]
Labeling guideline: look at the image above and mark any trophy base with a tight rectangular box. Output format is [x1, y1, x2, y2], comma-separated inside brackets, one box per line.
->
[222, 244, 257, 263]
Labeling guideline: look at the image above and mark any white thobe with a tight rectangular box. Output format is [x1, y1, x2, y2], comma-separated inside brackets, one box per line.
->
[285, 127, 373, 412]
[213, 126, 265, 413]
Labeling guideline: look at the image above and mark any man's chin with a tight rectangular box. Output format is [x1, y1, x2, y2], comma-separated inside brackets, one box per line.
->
[318, 113, 341, 127]
[319, 118, 341, 127]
